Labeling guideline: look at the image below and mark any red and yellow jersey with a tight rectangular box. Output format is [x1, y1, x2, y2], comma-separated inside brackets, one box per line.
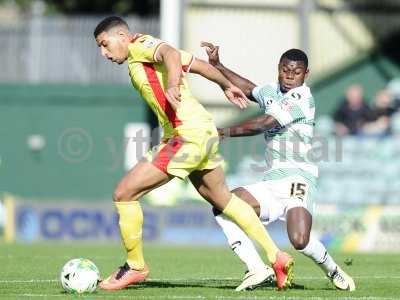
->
[127, 34, 214, 139]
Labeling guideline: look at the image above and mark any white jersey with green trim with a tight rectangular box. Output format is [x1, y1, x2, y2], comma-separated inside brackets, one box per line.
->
[251, 82, 318, 184]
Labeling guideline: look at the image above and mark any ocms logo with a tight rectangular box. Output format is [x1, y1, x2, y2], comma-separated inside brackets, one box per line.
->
[40, 210, 120, 240]
[16, 206, 159, 241]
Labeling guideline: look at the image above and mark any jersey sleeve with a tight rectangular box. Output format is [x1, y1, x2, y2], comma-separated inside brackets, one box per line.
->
[129, 35, 166, 63]
[252, 84, 310, 127]
[129, 35, 195, 72]
[267, 91, 310, 127]
[267, 99, 307, 126]
[251, 84, 276, 109]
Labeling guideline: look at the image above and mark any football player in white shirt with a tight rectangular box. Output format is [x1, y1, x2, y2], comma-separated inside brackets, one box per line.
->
[202, 42, 355, 292]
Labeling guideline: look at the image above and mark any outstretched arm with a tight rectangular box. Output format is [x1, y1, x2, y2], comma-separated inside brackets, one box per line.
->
[201, 42, 257, 101]
[189, 57, 250, 109]
[219, 114, 279, 138]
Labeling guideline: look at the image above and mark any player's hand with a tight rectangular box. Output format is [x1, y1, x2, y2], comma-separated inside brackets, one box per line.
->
[224, 85, 250, 109]
[201, 41, 221, 67]
[165, 86, 181, 110]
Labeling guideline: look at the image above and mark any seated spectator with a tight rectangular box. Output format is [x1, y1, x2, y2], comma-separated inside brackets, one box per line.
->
[386, 78, 400, 111]
[334, 84, 372, 136]
[362, 89, 396, 136]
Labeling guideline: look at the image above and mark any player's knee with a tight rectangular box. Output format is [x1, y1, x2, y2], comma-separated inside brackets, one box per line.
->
[232, 187, 260, 215]
[290, 232, 310, 250]
[232, 187, 247, 198]
[113, 187, 131, 202]
[196, 188, 212, 203]
[232, 187, 250, 204]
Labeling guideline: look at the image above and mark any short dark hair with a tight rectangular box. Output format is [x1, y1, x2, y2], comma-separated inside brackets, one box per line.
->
[93, 16, 129, 38]
[280, 49, 308, 68]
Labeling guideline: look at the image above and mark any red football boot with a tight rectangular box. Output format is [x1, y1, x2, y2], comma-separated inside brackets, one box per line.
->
[272, 251, 294, 289]
[99, 263, 149, 291]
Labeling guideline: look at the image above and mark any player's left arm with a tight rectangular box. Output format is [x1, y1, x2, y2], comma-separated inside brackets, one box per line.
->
[155, 44, 183, 109]
[218, 114, 280, 138]
[189, 58, 250, 109]
[201, 41, 257, 102]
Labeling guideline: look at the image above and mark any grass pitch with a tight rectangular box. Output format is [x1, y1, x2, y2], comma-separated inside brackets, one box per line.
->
[0, 243, 399, 299]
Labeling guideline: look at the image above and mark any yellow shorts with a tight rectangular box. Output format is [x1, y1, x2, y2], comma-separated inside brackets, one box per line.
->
[146, 127, 222, 179]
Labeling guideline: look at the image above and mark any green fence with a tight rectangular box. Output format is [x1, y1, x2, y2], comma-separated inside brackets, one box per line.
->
[0, 84, 149, 200]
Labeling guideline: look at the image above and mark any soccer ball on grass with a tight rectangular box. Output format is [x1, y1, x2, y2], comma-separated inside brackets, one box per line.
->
[60, 258, 100, 294]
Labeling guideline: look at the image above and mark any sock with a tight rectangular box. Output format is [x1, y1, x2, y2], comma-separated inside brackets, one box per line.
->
[298, 238, 337, 274]
[222, 194, 279, 264]
[215, 214, 265, 272]
[115, 201, 145, 270]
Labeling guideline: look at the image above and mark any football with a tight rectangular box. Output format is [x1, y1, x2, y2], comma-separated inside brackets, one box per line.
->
[60, 258, 100, 294]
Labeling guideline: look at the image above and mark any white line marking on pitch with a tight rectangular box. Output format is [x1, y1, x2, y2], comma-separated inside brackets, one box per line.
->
[0, 255, 117, 260]
[0, 279, 58, 283]
[1, 295, 399, 300]
[1, 275, 400, 284]
[0, 295, 207, 299]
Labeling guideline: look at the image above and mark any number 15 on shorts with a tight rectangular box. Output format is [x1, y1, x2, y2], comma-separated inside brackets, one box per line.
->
[290, 182, 307, 200]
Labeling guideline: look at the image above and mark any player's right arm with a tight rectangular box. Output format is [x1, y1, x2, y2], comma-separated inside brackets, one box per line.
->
[220, 85, 311, 139]
[201, 42, 257, 101]
[218, 114, 279, 138]
[129, 35, 182, 109]
[156, 44, 183, 107]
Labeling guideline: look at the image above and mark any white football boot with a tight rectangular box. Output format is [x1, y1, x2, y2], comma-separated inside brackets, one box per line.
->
[235, 266, 275, 291]
[327, 266, 356, 291]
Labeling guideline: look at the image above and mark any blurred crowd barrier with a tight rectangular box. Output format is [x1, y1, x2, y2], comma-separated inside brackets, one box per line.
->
[1, 193, 399, 252]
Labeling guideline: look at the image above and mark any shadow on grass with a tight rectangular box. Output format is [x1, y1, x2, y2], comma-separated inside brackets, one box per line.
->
[126, 279, 236, 290]
[125, 280, 309, 291]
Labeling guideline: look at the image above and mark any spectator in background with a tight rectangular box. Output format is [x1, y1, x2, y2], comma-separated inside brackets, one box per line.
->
[362, 89, 396, 136]
[333, 84, 372, 136]
[387, 78, 400, 110]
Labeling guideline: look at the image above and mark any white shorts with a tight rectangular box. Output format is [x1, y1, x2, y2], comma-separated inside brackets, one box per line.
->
[242, 175, 315, 225]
